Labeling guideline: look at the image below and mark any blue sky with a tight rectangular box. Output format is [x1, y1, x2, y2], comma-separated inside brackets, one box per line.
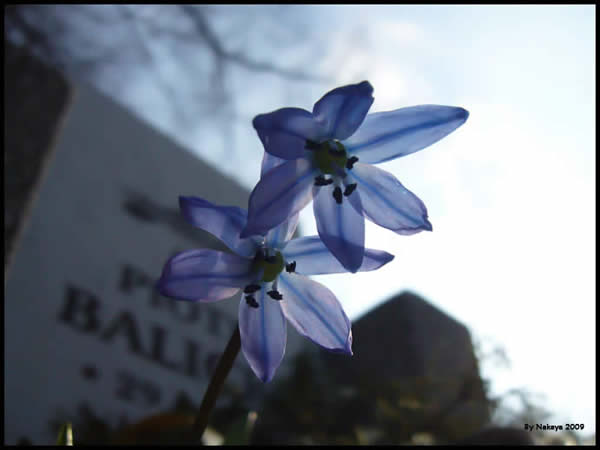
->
[104, 4, 595, 435]
[307, 5, 595, 433]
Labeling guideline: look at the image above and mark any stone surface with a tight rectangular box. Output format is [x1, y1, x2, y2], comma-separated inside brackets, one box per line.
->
[4, 50, 306, 444]
[4, 40, 71, 270]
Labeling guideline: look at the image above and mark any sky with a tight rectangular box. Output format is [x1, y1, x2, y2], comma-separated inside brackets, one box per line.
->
[90, 5, 595, 435]
[297, 5, 596, 433]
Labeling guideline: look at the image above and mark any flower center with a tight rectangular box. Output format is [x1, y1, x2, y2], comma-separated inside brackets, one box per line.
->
[306, 139, 360, 204]
[307, 139, 348, 175]
[244, 257, 296, 308]
[252, 250, 284, 282]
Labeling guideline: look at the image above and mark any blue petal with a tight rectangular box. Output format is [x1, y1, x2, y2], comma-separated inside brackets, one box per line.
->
[253, 107, 325, 159]
[265, 213, 300, 249]
[278, 273, 352, 354]
[282, 236, 394, 275]
[312, 81, 374, 140]
[239, 284, 287, 383]
[241, 158, 318, 238]
[259, 151, 302, 247]
[261, 151, 287, 178]
[156, 249, 255, 302]
[344, 105, 469, 164]
[179, 196, 259, 258]
[313, 184, 365, 273]
[348, 163, 432, 235]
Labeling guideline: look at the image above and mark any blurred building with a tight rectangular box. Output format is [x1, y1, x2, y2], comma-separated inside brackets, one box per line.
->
[253, 291, 492, 445]
[4, 41, 307, 445]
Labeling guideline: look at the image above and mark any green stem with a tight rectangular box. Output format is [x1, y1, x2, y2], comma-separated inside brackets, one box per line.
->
[191, 323, 241, 443]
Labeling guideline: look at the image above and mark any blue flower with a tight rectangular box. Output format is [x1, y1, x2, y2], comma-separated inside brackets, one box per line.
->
[240, 81, 469, 273]
[156, 158, 394, 382]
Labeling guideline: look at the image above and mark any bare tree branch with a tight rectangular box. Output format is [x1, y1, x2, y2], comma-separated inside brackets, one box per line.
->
[5, 5, 57, 61]
[4, 4, 338, 165]
[117, 5, 188, 124]
[178, 5, 330, 83]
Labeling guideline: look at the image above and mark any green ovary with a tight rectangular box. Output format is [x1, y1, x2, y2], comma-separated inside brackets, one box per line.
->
[311, 140, 347, 174]
[253, 251, 284, 282]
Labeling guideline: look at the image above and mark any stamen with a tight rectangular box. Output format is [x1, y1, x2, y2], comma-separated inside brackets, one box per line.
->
[333, 186, 343, 204]
[285, 261, 296, 273]
[265, 255, 277, 264]
[346, 156, 359, 170]
[267, 290, 283, 300]
[314, 175, 333, 186]
[343, 183, 357, 196]
[245, 295, 259, 308]
[244, 284, 261, 294]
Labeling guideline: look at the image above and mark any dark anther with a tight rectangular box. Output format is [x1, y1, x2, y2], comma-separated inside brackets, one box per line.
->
[244, 284, 261, 294]
[305, 140, 320, 151]
[245, 295, 259, 308]
[267, 290, 283, 300]
[333, 186, 343, 204]
[285, 261, 296, 273]
[315, 175, 334, 186]
[314, 175, 328, 186]
[343, 183, 357, 196]
[346, 156, 359, 169]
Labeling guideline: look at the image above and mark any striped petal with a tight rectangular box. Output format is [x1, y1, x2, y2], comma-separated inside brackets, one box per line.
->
[282, 236, 393, 275]
[156, 249, 255, 302]
[179, 196, 258, 258]
[260, 153, 301, 248]
[278, 273, 352, 354]
[239, 284, 287, 383]
[313, 184, 365, 273]
[348, 163, 432, 235]
[265, 213, 300, 249]
[344, 105, 469, 164]
[312, 81, 374, 140]
[253, 107, 325, 159]
[241, 158, 318, 238]
[260, 151, 287, 178]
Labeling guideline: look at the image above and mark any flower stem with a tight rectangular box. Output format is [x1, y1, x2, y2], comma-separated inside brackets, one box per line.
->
[191, 323, 241, 443]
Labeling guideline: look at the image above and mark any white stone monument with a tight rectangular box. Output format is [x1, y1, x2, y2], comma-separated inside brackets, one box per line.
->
[4, 80, 306, 444]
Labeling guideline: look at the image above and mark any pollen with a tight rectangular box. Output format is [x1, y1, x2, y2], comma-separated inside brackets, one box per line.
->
[245, 295, 259, 308]
[267, 290, 283, 300]
[346, 156, 359, 170]
[343, 183, 357, 196]
[333, 186, 343, 204]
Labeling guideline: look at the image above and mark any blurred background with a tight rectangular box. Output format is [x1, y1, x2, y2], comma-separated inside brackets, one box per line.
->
[4, 4, 595, 445]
